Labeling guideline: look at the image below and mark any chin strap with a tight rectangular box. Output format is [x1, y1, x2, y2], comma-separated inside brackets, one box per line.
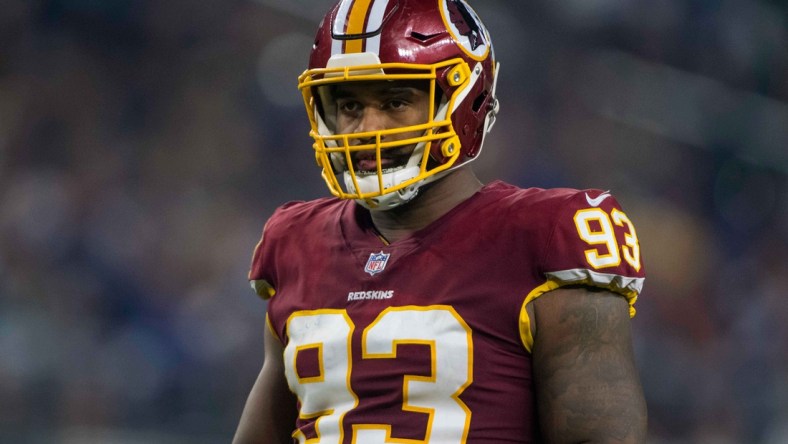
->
[351, 168, 452, 211]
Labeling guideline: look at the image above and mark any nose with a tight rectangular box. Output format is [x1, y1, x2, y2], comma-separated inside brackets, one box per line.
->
[355, 107, 387, 134]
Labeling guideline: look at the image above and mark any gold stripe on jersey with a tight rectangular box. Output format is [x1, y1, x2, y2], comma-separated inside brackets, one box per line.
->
[265, 313, 277, 338]
[252, 279, 276, 299]
[518, 280, 562, 353]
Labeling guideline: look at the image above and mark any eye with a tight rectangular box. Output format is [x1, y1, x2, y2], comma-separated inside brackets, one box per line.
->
[337, 100, 362, 115]
[385, 99, 409, 111]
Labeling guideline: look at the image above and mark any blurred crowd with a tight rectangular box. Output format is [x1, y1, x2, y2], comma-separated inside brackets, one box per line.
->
[0, 0, 786, 442]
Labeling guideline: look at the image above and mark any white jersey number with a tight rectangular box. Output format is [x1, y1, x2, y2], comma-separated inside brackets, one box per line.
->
[574, 207, 641, 271]
[284, 306, 473, 443]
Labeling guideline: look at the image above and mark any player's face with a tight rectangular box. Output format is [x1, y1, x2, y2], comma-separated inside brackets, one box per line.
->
[331, 81, 431, 174]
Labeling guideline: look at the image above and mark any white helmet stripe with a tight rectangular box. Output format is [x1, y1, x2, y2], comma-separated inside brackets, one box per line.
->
[364, 0, 388, 54]
[331, 0, 353, 55]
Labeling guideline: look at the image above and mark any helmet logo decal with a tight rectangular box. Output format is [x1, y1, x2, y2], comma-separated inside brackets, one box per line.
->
[364, 251, 391, 275]
[447, 0, 483, 50]
[440, 0, 490, 60]
[331, 0, 391, 56]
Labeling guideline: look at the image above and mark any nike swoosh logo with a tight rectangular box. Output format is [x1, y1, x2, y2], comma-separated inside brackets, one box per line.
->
[585, 192, 611, 207]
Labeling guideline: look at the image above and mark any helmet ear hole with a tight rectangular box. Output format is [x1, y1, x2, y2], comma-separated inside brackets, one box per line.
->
[472, 90, 488, 113]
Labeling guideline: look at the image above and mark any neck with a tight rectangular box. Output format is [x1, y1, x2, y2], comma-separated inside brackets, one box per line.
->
[369, 167, 483, 244]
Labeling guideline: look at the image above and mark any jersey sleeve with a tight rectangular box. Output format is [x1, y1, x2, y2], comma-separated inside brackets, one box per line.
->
[248, 218, 276, 300]
[540, 189, 645, 311]
[519, 189, 645, 352]
[248, 202, 304, 300]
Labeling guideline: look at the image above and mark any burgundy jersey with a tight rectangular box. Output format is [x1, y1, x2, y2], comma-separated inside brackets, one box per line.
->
[248, 181, 645, 443]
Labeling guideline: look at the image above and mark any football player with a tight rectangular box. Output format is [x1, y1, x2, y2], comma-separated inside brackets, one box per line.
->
[234, 0, 647, 442]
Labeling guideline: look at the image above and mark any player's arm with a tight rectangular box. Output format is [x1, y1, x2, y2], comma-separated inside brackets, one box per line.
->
[532, 285, 647, 443]
[233, 323, 297, 444]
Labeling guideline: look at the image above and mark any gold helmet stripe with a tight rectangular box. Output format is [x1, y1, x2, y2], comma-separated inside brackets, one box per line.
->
[345, 0, 373, 53]
[333, 0, 389, 55]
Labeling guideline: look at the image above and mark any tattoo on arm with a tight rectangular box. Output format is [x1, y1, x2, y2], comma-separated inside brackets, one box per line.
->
[532, 287, 647, 443]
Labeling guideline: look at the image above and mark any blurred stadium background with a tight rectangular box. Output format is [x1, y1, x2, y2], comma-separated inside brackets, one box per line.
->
[1, 0, 786, 442]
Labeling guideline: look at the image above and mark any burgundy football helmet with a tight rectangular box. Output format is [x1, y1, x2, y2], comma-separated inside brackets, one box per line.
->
[298, 0, 499, 210]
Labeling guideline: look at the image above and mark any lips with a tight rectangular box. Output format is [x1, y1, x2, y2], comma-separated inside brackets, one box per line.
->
[356, 157, 380, 172]
[353, 150, 411, 174]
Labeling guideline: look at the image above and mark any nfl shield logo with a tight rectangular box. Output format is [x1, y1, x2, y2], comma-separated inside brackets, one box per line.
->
[364, 251, 390, 276]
